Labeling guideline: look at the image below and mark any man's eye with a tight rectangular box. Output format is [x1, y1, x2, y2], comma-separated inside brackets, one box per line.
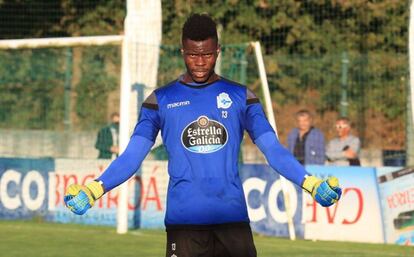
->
[203, 54, 213, 58]
[188, 54, 197, 58]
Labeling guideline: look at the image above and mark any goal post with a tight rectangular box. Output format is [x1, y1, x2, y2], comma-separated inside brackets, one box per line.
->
[408, 0, 414, 166]
[116, 0, 162, 234]
[117, 34, 132, 234]
[252, 41, 296, 240]
[0, 35, 123, 49]
[0, 33, 138, 234]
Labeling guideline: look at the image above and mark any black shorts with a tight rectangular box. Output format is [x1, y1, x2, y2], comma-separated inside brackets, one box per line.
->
[165, 222, 257, 257]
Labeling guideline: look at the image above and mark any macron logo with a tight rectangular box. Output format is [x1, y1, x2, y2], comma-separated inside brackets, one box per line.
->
[167, 100, 190, 109]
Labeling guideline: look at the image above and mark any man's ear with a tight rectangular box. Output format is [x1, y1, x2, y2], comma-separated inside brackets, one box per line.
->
[180, 49, 184, 55]
[216, 44, 221, 55]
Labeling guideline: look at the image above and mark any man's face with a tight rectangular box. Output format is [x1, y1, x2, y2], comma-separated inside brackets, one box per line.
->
[296, 114, 312, 132]
[181, 38, 219, 83]
[335, 120, 350, 137]
[112, 115, 120, 125]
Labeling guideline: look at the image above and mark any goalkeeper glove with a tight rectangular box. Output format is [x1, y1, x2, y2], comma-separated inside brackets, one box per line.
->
[302, 175, 342, 207]
[64, 180, 104, 215]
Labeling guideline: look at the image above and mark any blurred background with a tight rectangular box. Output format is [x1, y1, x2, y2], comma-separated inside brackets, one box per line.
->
[0, 0, 414, 252]
[0, 0, 410, 166]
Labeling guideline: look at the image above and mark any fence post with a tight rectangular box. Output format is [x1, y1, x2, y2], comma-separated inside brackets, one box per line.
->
[64, 48, 72, 131]
[340, 51, 349, 117]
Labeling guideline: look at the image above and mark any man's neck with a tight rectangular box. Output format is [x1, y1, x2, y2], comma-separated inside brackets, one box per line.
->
[339, 134, 349, 140]
[298, 128, 311, 137]
[181, 73, 220, 85]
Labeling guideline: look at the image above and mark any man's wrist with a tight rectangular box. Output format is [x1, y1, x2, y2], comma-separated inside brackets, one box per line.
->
[86, 180, 105, 200]
[302, 175, 320, 194]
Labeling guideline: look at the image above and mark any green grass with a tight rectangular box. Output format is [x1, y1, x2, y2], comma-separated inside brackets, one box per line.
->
[0, 220, 413, 257]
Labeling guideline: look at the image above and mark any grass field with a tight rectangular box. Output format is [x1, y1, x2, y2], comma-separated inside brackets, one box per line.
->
[0, 220, 413, 257]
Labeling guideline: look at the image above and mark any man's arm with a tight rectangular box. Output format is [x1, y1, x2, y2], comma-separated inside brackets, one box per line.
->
[244, 89, 306, 186]
[353, 137, 361, 153]
[65, 135, 154, 215]
[286, 129, 297, 153]
[244, 88, 341, 206]
[254, 131, 341, 206]
[255, 131, 307, 186]
[325, 139, 346, 161]
[65, 91, 161, 215]
[313, 130, 326, 164]
[97, 135, 154, 191]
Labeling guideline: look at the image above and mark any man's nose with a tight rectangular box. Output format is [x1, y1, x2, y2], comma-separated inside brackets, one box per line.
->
[195, 55, 206, 66]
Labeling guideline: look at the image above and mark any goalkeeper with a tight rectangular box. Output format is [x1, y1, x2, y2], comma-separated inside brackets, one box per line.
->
[64, 13, 341, 257]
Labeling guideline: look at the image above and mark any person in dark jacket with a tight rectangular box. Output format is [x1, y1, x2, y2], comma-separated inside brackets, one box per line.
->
[95, 112, 119, 159]
[287, 109, 325, 165]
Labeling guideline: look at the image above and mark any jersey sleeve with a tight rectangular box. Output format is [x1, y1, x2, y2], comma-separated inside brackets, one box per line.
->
[255, 131, 308, 187]
[350, 136, 361, 154]
[97, 135, 154, 191]
[245, 88, 274, 141]
[132, 91, 161, 142]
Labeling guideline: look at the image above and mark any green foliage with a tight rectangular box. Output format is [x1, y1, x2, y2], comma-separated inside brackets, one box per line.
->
[75, 46, 119, 130]
[0, 46, 119, 130]
[0, 48, 65, 129]
[0, 0, 125, 39]
[160, 0, 408, 122]
[0, 0, 409, 133]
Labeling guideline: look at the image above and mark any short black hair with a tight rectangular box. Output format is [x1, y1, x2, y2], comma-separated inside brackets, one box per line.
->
[337, 117, 351, 126]
[182, 13, 218, 43]
[295, 109, 312, 118]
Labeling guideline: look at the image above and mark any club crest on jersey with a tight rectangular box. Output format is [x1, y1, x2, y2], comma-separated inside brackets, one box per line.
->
[181, 116, 228, 154]
[217, 92, 232, 109]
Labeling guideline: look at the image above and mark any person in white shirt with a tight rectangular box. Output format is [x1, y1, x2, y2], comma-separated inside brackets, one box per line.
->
[326, 117, 361, 166]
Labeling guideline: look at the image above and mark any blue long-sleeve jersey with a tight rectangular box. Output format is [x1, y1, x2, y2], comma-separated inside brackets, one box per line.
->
[98, 77, 308, 226]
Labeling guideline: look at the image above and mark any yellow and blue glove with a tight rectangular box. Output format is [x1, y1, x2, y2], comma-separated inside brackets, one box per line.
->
[64, 181, 104, 215]
[302, 175, 342, 207]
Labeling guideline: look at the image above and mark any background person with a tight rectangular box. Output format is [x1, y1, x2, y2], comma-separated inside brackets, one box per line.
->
[95, 112, 120, 159]
[326, 117, 361, 166]
[287, 109, 325, 165]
